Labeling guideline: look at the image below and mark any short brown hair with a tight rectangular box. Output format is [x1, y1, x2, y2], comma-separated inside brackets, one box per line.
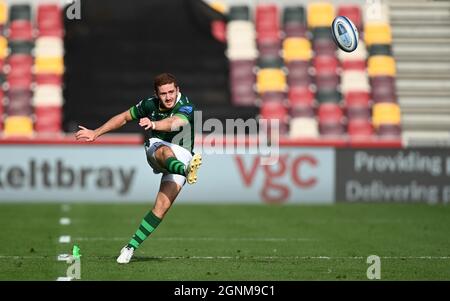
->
[154, 73, 178, 92]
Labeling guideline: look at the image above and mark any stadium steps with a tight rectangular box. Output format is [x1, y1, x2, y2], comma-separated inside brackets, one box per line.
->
[402, 130, 450, 147]
[390, 0, 450, 134]
[401, 114, 450, 131]
[397, 61, 450, 78]
[399, 95, 450, 114]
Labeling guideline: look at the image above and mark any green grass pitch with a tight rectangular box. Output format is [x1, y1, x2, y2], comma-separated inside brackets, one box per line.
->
[0, 203, 449, 280]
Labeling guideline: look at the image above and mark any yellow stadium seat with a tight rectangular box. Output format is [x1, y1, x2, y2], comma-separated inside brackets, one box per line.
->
[210, 1, 227, 14]
[364, 23, 392, 46]
[372, 103, 401, 128]
[35, 57, 64, 75]
[257, 68, 287, 93]
[0, 36, 7, 59]
[4, 116, 34, 137]
[368, 55, 396, 77]
[0, 1, 7, 25]
[283, 38, 312, 62]
[307, 2, 335, 28]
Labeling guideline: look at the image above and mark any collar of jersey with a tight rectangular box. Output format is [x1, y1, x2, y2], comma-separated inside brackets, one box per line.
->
[158, 92, 181, 112]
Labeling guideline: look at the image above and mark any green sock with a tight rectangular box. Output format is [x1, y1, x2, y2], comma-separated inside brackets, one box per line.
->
[165, 157, 186, 175]
[127, 211, 162, 250]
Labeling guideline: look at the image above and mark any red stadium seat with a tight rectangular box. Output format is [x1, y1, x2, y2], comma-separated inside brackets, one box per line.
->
[337, 5, 362, 30]
[211, 20, 226, 43]
[313, 55, 339, 75]
[341, 60, 366, 71]
[6, 55, 33, 75]
[36, 74, 63, 86]
[288, 86, 314, 107]
[318, 103, 343, 124]
[256, 5, 280, 43]
[38, 26, 63, 38]
[348, 119, 373, 138]
[37, 4, 62, 25]
[37, 4, 63, 37]
[260, 99, 288, 120]
[7, 72, 32, 90]
[256, 5, 279, 31]
[7, 54, 33, 69]
[257, 30, 279, 44]
[8, 20, 33, 41]
[260, 99, 289, 135]
[34, 105, 62, 133]
[344, 91, 370, 108]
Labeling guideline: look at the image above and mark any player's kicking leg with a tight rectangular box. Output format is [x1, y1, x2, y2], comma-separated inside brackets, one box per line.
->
[117, 180, 181, 264]
[155, 144, 202, 184]
[117, 144, 201, 264]
[185, 153, 202, 184]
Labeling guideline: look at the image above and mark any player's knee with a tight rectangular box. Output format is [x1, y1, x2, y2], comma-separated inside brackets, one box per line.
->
[155, 146, 175, 165]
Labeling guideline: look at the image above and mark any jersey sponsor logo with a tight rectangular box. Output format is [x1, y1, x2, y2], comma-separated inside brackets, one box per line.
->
[178, 106, 193, 115]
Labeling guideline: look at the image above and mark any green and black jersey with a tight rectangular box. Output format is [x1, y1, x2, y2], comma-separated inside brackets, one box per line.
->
[129, 93, 195, 153]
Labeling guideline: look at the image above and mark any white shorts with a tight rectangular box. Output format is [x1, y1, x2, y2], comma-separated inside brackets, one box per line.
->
[145, 137, 193, 187]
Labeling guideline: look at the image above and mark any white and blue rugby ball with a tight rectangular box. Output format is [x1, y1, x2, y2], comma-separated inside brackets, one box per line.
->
[331, 16, 359, 52]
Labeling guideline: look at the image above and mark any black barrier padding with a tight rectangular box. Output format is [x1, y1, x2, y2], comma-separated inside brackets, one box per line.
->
[63, 0, 240, 134]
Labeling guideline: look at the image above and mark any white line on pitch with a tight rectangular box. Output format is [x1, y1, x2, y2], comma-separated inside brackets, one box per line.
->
[59, 236, 71, 243]
[57, 254, 71, 261]
[59, 218, 71, 225]
[0, 255, 47, 259]
[1, 255, 449, 260]
[72, 237, 316, 242]
[130, 255, 450, 260]
[56, 277, 73, 281]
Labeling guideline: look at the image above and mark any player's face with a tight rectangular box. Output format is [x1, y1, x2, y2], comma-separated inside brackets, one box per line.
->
[156, 83, 179, 109]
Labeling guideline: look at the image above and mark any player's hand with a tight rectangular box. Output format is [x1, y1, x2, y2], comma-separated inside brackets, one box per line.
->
[139, 118, 154, 130]
[75, 125, 97, 142]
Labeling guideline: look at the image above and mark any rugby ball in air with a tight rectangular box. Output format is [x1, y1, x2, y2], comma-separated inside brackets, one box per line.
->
[331, 16, 359, 53]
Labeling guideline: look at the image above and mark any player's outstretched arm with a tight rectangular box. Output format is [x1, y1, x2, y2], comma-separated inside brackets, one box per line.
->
[139, 116, 188, 132]
[75, 110, 133, 142]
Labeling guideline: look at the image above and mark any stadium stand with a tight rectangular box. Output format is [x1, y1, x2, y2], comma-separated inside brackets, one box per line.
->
[363, 1, 402, 139]
[34, 3, 64, 134]
[6, 0, 443, 146]
[3, 3, 34, 137]
[0, 1, 65, 137]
